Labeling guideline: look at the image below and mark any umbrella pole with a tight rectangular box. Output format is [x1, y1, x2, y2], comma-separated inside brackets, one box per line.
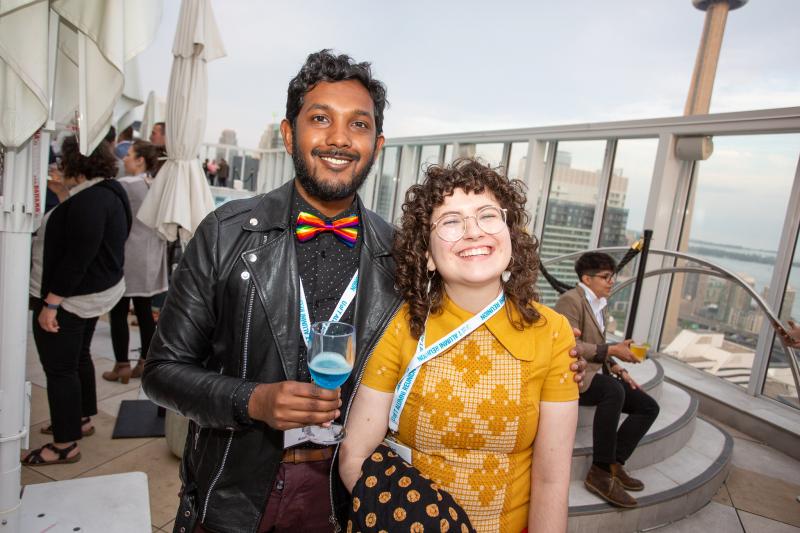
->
[624, 229, 654, 340]
[0, 134, 48, 532]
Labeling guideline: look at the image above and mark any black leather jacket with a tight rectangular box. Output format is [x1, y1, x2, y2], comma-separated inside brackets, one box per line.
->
[143, 181, 402, 533]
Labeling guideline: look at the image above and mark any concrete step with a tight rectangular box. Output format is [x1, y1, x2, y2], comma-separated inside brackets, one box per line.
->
[579, 358, 664, 428]
[572, 382, 697, 480]
[567, 418, 732, 533]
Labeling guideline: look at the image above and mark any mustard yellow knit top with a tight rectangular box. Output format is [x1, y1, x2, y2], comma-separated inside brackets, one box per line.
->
[362, 297, 578, 533]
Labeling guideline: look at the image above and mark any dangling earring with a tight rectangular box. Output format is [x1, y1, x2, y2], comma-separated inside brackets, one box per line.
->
[501, 256, 514, 284]
[426, 269, 436, 295]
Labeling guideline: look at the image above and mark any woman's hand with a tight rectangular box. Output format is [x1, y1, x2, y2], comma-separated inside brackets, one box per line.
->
[38, 307, 59, 333]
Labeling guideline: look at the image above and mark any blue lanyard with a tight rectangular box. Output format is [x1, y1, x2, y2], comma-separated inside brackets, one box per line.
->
[298, 270, 359, 348]
[388, 292, 505, 431]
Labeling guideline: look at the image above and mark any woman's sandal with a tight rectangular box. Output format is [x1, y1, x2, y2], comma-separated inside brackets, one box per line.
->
[40, 417, 95, 437]
[22, 442, 81, 465]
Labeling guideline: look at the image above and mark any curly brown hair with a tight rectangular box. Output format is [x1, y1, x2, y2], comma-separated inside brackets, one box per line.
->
[394, 158, 541, 339]
[60, 136, 117, 179]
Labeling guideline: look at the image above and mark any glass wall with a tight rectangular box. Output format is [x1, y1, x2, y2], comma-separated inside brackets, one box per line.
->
[538, 140, 607, 305]
[601, 139, 659, 336]
[765, 230, 800, 407]
[660, 134, 800, 391]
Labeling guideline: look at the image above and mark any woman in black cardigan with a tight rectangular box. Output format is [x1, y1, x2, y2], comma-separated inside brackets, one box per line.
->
[23, 136, 131, 465]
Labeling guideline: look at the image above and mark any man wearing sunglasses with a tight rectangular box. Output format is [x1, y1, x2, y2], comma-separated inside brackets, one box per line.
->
[555, 251, 660, 508]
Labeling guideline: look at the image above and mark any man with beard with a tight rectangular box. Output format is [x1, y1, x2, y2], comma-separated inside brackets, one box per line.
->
[143, 50, 399, 533]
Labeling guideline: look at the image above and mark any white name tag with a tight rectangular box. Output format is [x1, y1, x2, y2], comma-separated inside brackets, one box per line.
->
[383, 435, 412, 464]
[283, 427, 310, 448]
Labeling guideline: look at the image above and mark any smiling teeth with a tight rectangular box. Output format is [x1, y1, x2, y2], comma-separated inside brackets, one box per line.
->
[321, 156, 349, 165]
[459, 247, 491, 257]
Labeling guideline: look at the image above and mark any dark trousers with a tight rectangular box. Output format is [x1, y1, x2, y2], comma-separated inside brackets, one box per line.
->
[109, 295, 155, 363]
[31, 302, 99, 443]
[194, 459, 333, 533]
[579, 373, 660, 465]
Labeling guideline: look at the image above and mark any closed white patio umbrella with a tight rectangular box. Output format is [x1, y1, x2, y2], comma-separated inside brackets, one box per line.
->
[139, 89, 165, 142]
[137, 0, 224, 244]
[0, 1, 161, 529]
[50, 0, 161, 154]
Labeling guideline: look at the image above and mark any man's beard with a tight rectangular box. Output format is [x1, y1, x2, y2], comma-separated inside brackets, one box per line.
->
[292, 135, 377, 201]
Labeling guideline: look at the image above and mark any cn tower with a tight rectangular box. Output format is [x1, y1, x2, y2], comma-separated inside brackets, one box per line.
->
[684, 0, 748, 115]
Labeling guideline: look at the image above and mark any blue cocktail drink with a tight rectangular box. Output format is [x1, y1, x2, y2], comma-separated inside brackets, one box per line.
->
[303, 321, 355, 444]
[308, 351, 353, 389]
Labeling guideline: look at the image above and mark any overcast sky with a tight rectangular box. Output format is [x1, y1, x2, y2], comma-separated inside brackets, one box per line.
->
[133, 0, 800, 250]
[136, 0, 800, 148]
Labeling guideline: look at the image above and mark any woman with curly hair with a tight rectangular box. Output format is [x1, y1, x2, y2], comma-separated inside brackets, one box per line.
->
[340, 158, 579, 532]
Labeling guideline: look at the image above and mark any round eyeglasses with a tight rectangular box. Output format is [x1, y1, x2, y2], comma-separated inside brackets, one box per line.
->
[589, 272, 617, 283]
[430, 206, 508, 242]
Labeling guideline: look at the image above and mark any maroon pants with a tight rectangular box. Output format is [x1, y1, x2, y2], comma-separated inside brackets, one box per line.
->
[195, 459, 334, 533]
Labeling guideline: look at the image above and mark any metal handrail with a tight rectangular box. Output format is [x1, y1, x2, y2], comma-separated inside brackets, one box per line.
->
[542, 246, 800, 399]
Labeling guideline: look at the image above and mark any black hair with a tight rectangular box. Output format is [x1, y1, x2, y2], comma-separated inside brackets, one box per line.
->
[118, 125, 134, 142]
[575, 252, 617, 279]
[104, 126, 116, 144]
[60, 136, 118, 179]
[285, 49, 387, 135]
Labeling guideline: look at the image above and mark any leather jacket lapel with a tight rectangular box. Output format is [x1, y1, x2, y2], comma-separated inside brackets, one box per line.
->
[244, 232, 300, 381]
[354, 202, 399, 369]
[352, 208, 399, 366]
[242, 182, 300, 380]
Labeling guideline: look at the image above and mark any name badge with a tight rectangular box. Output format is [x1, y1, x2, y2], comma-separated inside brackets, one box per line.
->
[284, 427, 310, 448]
[383, 435, 413, 464]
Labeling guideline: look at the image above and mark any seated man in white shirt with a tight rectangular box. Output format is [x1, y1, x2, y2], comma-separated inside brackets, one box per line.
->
[555, 252, 659, 508]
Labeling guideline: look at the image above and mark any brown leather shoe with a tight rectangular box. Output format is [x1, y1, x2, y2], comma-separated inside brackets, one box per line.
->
[611, 463, 644, 491]
[131, 360, 145, 379]
[102, 362, 132, 384]
[584, 465, 638, 508]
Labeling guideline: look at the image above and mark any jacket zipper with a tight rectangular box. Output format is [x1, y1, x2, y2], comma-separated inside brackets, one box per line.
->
[328, 303, 401, 532]
[201, 276, 258, 522]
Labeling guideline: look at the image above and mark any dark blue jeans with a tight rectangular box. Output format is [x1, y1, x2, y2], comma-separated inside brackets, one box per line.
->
[31, 301, 98, 443]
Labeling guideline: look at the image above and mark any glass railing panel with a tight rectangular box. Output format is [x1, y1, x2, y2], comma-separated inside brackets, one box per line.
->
[766, 232, 800, 407]
[538, 140, 607, 306]
[374, 146, 399, 221]
[507, 142, 528, 180]
[660, 133, 800, 392]
[455, 143, 504, 167]
[600, 138, 659, 335]
[444, 144, 454, 165]
[418, 145, 441, 181]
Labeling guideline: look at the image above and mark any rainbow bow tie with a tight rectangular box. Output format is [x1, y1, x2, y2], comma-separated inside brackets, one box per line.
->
[295, 212, 359, 247]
